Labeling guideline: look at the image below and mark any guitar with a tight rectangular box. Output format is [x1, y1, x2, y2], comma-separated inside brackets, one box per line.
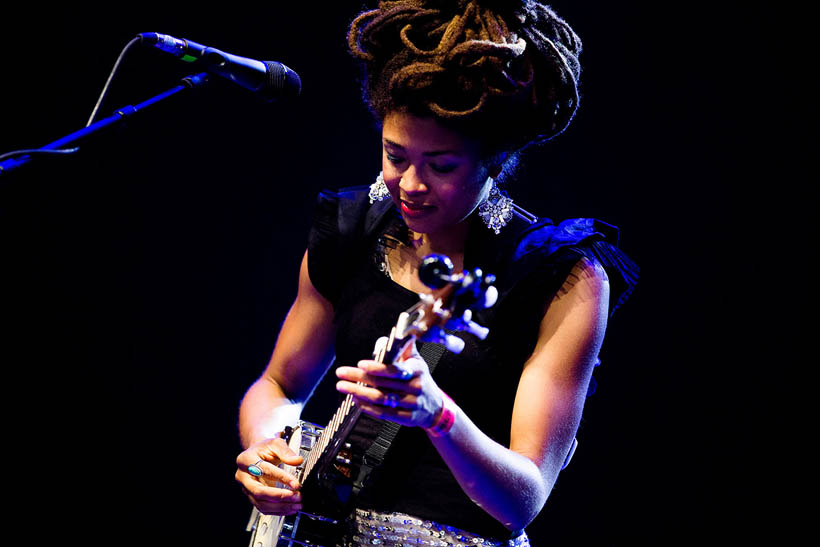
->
[245, 254, 497, 547]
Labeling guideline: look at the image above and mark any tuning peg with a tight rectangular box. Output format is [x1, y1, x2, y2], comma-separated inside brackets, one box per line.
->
[483, 285, 498, 309]
[445, 309, 490, 340]
[443, 333, 465, 354]
[462, 316, 489, 340]
[424, 326, 466, 354]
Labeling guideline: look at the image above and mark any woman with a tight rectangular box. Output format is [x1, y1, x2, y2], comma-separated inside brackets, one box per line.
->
[236, 2, 637, 545]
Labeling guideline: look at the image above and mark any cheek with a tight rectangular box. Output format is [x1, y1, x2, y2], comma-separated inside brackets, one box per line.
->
[444, 173, 491, 216]
[451, 168, 488, 194]
[381, 156, 401, 195]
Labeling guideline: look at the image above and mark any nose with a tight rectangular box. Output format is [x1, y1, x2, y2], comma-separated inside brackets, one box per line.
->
[399, 165, 428, 194]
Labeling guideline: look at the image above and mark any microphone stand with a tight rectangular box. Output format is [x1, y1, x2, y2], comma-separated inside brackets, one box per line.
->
[0, 72, 209, 176]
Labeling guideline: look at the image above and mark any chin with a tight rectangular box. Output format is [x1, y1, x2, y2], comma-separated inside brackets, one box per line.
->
[401, 216, 433, 235]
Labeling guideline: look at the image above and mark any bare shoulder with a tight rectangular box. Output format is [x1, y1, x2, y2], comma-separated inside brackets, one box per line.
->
[264, 250, 337, 401]
[553, 256, 609, 304]
[511, 256, 610, 472]
[530, 256, 610, 376]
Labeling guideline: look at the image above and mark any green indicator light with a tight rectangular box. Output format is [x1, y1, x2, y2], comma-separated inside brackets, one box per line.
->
[181, 54, 198, 63]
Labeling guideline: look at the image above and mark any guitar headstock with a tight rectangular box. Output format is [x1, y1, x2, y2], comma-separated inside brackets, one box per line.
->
[394, 254, 497, 354]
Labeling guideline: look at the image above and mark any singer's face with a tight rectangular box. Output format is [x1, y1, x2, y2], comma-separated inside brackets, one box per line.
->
[380, 111, 493, 238]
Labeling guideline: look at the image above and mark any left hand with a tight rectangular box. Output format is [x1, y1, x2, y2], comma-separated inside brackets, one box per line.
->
[335, 339, 444, 428]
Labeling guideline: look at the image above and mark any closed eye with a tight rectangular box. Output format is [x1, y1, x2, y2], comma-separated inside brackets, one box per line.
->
[386, 153, 404, 165]
[430, 163, 457, 174]
[385, 149, 457, 174]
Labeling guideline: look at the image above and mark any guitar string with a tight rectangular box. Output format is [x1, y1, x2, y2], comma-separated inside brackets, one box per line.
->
[301, 323, 393, 478]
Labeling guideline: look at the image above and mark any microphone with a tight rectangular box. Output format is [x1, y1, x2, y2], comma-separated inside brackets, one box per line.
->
[137, 32, 301, 102]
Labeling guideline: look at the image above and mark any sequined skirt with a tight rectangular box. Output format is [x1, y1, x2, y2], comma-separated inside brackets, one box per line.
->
[343, 508, 530, 547]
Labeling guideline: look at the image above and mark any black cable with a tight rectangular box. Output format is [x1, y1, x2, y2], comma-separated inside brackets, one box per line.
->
[1, 36, 141, 175]
[0, 148, 80, 162]
[85, 35, 141, 127]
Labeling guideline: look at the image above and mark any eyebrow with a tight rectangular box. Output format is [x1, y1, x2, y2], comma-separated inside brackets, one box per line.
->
[382, 138, 460, 157]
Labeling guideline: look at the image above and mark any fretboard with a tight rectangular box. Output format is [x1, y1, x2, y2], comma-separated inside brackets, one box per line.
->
[300, 394, 359, 480]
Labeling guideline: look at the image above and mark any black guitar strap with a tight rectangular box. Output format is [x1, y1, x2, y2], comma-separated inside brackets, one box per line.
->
[352, 341, 447, 494]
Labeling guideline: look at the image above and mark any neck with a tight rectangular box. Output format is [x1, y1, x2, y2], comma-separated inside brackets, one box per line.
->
[408, 218, 472, 267]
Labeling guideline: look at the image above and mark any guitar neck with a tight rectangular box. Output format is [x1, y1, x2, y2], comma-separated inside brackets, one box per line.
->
[301, 323, 413, 480]
[246, 258, 496, 546]
[301, 393, 360, 479]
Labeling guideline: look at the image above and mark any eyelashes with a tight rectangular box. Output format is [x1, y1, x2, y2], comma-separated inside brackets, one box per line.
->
[431, 164, 457, 174]
[385, 153, 457, 174]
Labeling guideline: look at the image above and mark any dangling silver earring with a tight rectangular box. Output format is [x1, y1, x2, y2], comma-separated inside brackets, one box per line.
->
[478, 177, 514, 234]
[369, 171, 391, 203]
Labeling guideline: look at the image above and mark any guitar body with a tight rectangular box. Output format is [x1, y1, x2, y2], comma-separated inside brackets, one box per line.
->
[246, 420, 340, 547]
[246, 412, 393, 547]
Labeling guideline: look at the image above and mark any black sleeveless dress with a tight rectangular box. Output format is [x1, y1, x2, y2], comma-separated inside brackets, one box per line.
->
[305, 186, 638, 541]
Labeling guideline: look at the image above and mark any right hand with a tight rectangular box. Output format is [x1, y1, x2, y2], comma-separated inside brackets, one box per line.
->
[235, 436, 304, 515]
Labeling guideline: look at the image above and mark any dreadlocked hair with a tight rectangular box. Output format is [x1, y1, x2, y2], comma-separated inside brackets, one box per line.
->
[348, 0, 582, 154]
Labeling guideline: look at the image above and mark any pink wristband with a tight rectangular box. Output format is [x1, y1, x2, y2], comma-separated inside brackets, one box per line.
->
[426, 392, 456, 437]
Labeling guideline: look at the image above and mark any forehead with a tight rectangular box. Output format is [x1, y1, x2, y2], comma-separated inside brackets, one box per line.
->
[382, 111, 480, 155]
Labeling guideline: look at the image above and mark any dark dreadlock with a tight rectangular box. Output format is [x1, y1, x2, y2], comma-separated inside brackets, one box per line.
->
[348, 0, 582, 155]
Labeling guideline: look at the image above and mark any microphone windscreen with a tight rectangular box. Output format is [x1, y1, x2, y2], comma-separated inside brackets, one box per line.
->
[262, 61, 301, 102]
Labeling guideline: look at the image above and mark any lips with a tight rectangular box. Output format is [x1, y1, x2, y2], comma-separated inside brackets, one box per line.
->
[400, 200, 435, 218]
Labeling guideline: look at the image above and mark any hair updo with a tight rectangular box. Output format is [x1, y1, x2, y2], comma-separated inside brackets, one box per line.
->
[348, 0, 582, 155]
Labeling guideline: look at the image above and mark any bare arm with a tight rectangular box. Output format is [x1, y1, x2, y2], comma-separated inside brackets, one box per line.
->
[236, 250, 336, 514]
[433, 258, 609, 529]
[239, 250, 336, 448]
[337, 257, 609, 530]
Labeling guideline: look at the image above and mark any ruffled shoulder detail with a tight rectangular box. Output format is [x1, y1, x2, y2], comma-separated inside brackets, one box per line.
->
[311, 185, 393, 240]
[307, 186, 394, 305]
[512, 217, 639, 316]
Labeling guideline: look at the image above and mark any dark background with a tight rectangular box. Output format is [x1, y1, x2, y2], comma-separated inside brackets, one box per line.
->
[1, 2, 774, 544]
